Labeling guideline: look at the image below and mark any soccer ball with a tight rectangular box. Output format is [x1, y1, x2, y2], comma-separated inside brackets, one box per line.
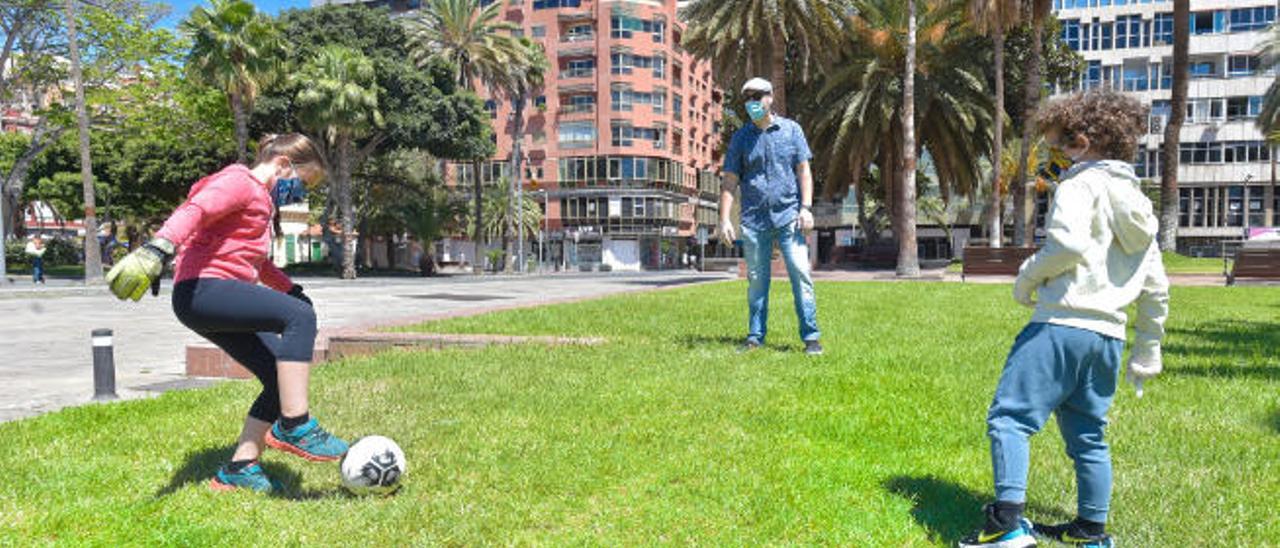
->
[340, 436, 406, 495]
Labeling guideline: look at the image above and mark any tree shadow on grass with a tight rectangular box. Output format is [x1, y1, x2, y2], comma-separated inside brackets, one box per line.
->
[884, 476, 1070, 544]
[155, 444, 345, 501]
[1164, 320, 1280, 380]
[1268, 407, 1280, 435]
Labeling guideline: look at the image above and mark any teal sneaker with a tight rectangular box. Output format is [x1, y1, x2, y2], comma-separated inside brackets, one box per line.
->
[208, 461, 280, 493]
[265, 417, 349, 462]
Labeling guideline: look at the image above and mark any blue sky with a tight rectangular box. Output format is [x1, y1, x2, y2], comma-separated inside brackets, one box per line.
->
[159, 0, 313, 28]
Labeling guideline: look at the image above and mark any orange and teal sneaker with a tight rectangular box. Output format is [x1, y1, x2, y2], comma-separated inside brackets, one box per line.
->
[208, 461, 280, 493]
[265, 417, 349, 462]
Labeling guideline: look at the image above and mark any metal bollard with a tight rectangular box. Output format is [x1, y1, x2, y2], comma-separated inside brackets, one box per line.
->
[92, 328, 118, 401]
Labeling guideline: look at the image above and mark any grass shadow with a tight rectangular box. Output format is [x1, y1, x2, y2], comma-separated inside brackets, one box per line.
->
[1269, 407, 1280, 435]
[1166, 320, 1280, 359]
[155, 444, 341, 501]
[884, 476, 1070, 544]
[673, 333, 742, 350]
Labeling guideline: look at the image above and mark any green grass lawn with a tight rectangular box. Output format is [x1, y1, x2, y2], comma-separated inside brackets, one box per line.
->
[2, 282, 1277, 544]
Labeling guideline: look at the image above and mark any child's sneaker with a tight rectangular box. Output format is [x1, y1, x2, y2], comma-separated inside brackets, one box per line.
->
[960, 504, 1037, 547]
[208, 461, 280, 493]
[1032, 520, 1114, 547]
[265, 417, 349, 462]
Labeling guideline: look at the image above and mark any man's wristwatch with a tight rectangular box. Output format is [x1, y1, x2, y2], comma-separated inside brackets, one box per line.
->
[800, 205, 812, 213]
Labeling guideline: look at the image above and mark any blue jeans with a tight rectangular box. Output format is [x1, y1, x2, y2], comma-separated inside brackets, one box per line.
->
[741, 222, 819, 343]
[31, 257, 44, 283]
[987, 322, 1123, 523]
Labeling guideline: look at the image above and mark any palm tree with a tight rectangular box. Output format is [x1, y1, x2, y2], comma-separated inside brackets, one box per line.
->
[294, 45, 383, 280]
[465, 177, 544, 249]
[403, 0, 525, 272]
[506, 38, 548, 272]
[900, 0, 919, 276]
[397, 187, 466, 276]
[968, 0, 1022, 249]
[807, 0, 995, 274]
[181, 0, 284, 164]
[681, 0, 848, 115]
[1010, 0, 1053, 247]
[1159, 0, 1189, 252]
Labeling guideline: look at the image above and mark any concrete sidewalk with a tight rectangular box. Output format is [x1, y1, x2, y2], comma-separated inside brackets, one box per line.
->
[0, 271, 731, 423]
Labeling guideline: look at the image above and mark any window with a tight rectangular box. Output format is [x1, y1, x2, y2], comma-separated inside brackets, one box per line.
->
[532, 0, 581, 9]
[563, 94, 595, 113]
[611, 124, 664, 148]
[484, 99, 497, 119]
[1062, 19, 1081, 50]
[1179, 142, 1220, 164]
[1189, 61, 1216, 78]
[532, 26, 546, 37]
[1153, 13, 1173, 45]
[611, 15, 665, 42]
[558, 122, 596, 149]
[563, 58, 594, 78]
[673, 95, 683, 121]
[563, 24, 592, 41]
[611, 89, 665, 113]
[1226, 96, 1263, 120]
[1229, 55, 1260, 76]
[1230, 6, 1276, 33]
[1190, 11, 1223, 35]
[1100, 21, 1112, 50]
[1185, 99, 1224, 124]
[1122, 66, 1148, 91]
[1083, 60, 1102, 90]
[611, 52, 664, 78]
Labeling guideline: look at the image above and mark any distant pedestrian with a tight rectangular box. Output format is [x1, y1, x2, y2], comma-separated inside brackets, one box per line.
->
[25, 236, 46, 284]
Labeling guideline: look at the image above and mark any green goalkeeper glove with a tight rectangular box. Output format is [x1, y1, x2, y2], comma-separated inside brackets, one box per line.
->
[106, 238, 175, 301]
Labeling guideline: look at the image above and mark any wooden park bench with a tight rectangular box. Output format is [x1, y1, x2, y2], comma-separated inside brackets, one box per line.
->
[1228, 248, 1280, 285]
[961, 246, 1038, 281]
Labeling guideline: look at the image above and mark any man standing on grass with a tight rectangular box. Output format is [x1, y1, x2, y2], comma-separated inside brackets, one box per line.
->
[719, 77, 822, 355]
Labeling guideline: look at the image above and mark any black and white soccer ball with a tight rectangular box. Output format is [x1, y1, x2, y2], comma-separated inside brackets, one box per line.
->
[340, 436, 406, 495]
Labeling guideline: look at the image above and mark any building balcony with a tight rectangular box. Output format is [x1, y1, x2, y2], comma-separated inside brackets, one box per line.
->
[560, 32, 594, 43]
[560, 68, 595, 80]
[558, 104, 596, 119]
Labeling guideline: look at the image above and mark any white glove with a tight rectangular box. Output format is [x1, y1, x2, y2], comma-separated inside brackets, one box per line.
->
[719, 219, 737, 246]
[1127, 346, 1163, 398]
[1012, 274, 1038, 308]
[797, 208, 815, 231]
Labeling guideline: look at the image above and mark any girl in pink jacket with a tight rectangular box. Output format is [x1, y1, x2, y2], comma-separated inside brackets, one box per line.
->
[107, 133, 348, 493]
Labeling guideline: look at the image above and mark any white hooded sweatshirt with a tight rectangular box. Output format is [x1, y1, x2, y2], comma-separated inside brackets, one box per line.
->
[1016, 160, 1169, 371]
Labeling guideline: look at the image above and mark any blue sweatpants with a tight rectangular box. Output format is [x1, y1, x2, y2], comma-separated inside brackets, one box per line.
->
[987, 322, 1124, 523]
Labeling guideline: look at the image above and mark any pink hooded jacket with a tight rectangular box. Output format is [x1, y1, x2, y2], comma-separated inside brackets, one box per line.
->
[155, 164, 293, 292]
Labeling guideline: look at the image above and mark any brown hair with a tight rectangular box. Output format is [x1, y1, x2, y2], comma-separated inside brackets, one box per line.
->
[1036, 88, 1149, 161]
[255, 133, 328, 174]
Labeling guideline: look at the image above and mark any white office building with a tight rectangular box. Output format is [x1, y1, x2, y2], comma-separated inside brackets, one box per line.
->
[1054, 0, 1279, 255]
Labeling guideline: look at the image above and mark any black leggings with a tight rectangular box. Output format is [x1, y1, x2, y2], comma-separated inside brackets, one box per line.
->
[172, 278, 316, 422]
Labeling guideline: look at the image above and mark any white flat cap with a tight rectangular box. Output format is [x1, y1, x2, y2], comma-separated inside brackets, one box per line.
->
[741, 77, 773, 94]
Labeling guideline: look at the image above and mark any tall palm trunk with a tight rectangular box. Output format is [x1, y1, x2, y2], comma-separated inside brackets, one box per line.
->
[510, 93, 529, 273]
[472, 158, 484, 273]
[1159, 0, 1189, 252]
[897, 0, 920, 277]
[1013, 18, 1043, 247]
[336, 133, 357, 279]
[231, 89, 249, 164]
[769, 31, 788, 116]
[987, 25, 1005, 249]
[65, 0, 101, 282]
[506, 96, 527, 273]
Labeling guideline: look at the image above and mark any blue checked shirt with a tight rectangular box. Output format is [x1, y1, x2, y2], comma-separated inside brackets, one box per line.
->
[722, 116, 813, 231]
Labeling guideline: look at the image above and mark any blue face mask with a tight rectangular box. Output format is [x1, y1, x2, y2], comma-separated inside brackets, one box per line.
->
[745, 100, 768, 122]
[272, 175, 306, 207]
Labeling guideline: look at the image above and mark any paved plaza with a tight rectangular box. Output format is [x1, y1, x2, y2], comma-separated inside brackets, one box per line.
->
[0, 271, 731, 422]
